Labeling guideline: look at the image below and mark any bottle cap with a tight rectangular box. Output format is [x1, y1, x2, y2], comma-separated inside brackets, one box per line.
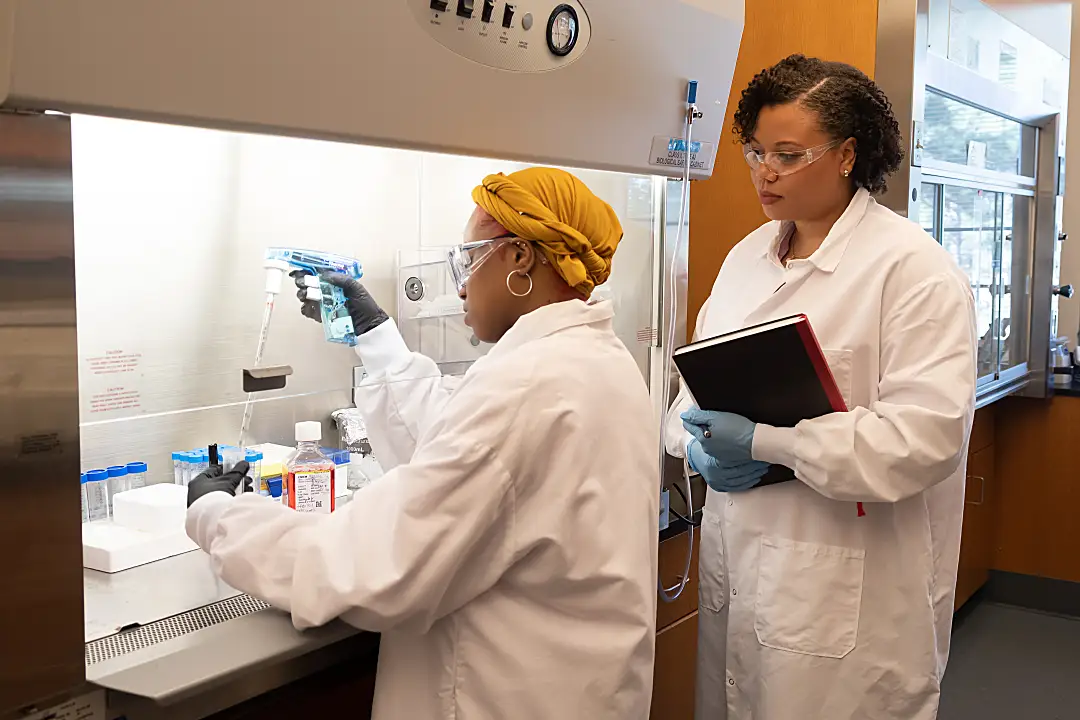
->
[245, 450, 263, 462]
[80, 472, 88, 485]
[126, 462, 148, 473]
[172, 452, 184, 461]
[87, 469, 108, 482]
[295, 421, 322, 442]
[107, 465, 128, 477]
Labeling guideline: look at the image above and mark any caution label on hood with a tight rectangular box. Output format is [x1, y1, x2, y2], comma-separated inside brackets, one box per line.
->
[649, 136, 716, 172]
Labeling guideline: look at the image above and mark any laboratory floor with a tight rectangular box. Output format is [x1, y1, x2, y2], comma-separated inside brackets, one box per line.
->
[939, 600, 1080, 719]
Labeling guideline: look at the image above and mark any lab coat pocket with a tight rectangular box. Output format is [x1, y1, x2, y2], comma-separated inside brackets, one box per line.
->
[698, 512, 727, 613]
[823, 348, 854, 410]
[754, 537, 865, 658]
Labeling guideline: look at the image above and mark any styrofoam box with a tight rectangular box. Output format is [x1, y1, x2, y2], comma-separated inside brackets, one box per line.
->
[83, 483, 197, 573]
[83, 521, 198, 573]
[114, 483, 188, 533]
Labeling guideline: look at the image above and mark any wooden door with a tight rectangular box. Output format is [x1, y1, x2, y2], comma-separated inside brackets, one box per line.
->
[657, 528, 700, 632]
[956, 444, 996, 608]
[650, 613, 699, 720]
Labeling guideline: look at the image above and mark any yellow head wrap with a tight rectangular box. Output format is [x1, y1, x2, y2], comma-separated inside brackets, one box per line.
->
[471, 167, 624, 298]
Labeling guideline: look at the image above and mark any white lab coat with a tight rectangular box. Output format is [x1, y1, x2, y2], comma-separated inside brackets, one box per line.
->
[665, 190, 977, 720]
[188, 299, 660, 720]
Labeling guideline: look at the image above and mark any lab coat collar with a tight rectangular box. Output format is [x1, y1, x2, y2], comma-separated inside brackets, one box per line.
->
[765, 188, 872, 273]
[490, 299, 614, 357]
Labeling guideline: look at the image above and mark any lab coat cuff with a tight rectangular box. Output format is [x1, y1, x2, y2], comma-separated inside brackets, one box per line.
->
[751, 424, 798, 469]
[352, 318, 411, 378]
[185, 492, 233, 550]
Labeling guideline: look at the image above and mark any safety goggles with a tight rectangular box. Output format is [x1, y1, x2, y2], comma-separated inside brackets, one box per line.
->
[743, 139, 844, 177]
[446, 235, 514, 293]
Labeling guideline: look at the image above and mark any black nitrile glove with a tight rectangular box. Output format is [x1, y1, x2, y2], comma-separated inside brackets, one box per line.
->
[187, 460, 252, 507]
[291, 271, 389, 336]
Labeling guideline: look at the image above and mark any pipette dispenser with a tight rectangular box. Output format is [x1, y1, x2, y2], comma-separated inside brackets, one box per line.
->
[265, 247, 364, 346]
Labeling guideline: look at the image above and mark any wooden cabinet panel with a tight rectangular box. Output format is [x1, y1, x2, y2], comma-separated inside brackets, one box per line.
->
[993, 396, 1080, 582]
[650, 613, 698, 720]
[955, 444, 996, 609]
[969, 405, 996, 455]
[657, 528, 700, 632]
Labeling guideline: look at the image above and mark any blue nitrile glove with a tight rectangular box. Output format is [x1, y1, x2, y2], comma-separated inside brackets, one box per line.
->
[688, 440, 769, 492]
[681, 408, 757, 463]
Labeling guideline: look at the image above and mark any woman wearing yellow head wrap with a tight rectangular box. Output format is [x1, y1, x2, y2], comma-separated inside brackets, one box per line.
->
[195, 166, 658, 720]
[451, 166, 628, 343]
[470, 167, 624, 298]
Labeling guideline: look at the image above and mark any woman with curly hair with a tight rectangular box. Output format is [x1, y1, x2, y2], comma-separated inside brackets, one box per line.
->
[665, 55, 977, 719]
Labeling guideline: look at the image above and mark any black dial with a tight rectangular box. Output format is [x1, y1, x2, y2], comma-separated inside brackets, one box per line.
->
[481, 0, 496, 22]
[546, 5, 579, 56]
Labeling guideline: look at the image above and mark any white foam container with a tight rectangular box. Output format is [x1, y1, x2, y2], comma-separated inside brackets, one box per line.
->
[83, 483, 197, 573]
[113, 483, 188, 533]
[82, 522, 198, 573]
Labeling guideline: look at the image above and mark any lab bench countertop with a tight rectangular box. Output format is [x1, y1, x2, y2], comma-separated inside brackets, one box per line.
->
[83, 550, 376, 718]
[1051, 377, 1080, 398]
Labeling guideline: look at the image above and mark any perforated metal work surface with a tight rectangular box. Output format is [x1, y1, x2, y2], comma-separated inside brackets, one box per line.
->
[85, 594, 271, 666]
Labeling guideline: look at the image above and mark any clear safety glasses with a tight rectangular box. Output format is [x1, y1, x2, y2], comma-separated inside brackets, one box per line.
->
[743, 139, 844, 177]
[446, 236, 513, 293]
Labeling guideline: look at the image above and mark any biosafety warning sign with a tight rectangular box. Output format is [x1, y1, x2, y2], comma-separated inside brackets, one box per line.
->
[649, 136, 716, 172]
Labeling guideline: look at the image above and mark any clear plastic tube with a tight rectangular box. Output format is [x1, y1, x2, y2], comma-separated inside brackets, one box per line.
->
[80, 472, 88, 523]
[172, 452, 185, 485]
[85, 469, 109, 522]
[106, 465, 129, 516]
[657, 85, 698, 604]
[239, 292, 276, 448]
[246, 449, 265, 495]
[182, 451, 200, 486]
[126, 461, 147, 489]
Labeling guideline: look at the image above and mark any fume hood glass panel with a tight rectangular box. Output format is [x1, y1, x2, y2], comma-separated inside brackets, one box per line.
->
[939, 185, 1001, 380]
[922, 90, 1027, 177]
[929, 183, 1031, 384]
[998, 194, 1032, 375]
[71, 115, 662, 478]
[919, 183, 940, 237]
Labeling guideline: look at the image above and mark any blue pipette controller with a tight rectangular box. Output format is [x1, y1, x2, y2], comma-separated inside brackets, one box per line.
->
[265, 247, 364, 347]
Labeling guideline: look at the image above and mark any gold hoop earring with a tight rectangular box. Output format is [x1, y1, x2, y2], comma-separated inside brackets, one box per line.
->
[506, 271, 533, 298]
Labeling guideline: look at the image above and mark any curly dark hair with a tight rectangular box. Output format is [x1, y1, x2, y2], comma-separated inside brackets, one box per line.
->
[732, 54, 903, 194]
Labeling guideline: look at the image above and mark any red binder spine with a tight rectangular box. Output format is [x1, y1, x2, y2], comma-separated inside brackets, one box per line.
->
[795, 317, 848, 412]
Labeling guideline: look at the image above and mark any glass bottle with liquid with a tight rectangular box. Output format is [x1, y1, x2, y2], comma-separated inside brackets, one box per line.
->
[284, 421, 335, 514]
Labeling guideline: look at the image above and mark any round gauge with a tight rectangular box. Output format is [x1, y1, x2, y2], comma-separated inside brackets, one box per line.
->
[546, 5, 579, 57]
[404, 276, 425, 302]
